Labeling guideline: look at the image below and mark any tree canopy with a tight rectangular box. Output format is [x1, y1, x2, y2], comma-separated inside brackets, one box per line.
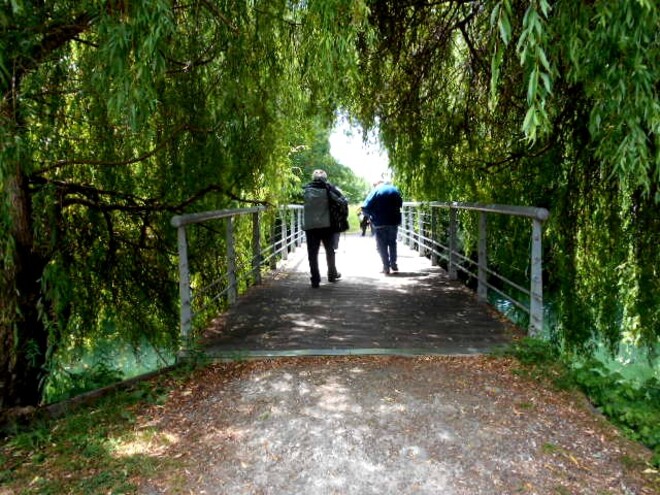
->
[1, 0, 658, 408]
[350, 0, 659, 353]
[0, 0, 368, 408]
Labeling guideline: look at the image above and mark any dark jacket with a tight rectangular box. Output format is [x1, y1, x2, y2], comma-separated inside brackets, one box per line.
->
[362, 182, 403, 227]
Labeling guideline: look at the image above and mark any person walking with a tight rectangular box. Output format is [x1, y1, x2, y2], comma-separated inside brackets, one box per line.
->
[361, 178, 403, 275]
[302, 169, 343, 288]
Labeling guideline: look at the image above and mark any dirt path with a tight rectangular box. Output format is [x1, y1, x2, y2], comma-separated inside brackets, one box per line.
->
[136, 356, 657, 495]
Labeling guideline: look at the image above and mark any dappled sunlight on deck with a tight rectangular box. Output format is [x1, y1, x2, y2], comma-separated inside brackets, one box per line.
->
[201, 233, 517, 357]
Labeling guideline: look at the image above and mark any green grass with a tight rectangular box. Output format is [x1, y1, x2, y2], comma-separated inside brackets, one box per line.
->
[0, 372, 182, 494]
[503, 337, 660, 468]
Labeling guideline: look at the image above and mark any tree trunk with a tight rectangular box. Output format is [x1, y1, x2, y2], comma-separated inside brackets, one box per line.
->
[0, 168, 49, 408]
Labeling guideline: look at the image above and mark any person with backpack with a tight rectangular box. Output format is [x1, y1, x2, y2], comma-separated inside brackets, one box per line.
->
[361, 177, 403, 275]
[302, 169, 346, 288]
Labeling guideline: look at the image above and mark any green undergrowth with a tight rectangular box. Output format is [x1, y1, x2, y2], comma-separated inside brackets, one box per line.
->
[503, 337, 660, 468]
[0, 365, 197, 494]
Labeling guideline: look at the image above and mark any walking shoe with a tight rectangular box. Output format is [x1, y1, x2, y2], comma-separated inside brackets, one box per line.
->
[311, 282, 320, 288]
[391, 264, 399, 272]
[328, 273, 342, 282]
[382, 267, 390, 275]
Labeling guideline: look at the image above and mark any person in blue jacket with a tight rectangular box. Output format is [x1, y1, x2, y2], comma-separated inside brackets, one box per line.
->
[361, 177, 403, 275]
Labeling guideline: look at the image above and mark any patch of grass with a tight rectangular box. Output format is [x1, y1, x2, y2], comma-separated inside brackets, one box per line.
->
[572, 359, 660, 467]
[502, 338, 660, 468]
[0, 369, 191, 494]
[541, 442, 561, 454]
[45, 361, 125, 403]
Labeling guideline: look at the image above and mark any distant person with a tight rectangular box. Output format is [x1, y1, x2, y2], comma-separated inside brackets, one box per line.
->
[361, 177, 403, 275]
[302, 169, 343, 288]
[357, 207, 370, 236]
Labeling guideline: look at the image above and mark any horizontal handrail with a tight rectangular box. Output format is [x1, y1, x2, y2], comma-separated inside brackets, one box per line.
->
[171, 206, 266, 228]
[404, 201, 549, 221]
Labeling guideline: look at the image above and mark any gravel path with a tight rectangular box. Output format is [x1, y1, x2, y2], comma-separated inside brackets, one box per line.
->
[136, 356, 657, 495]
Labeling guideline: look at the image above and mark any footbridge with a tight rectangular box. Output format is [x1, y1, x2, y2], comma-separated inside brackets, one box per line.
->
[170, 202, 549, 358]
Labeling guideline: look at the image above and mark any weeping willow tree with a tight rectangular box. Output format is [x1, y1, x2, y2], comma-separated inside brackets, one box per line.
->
[0, 0, 369, 409]
[351, 0, 659, 353]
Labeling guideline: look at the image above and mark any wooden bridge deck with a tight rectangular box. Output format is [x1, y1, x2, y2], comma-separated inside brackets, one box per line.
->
[202, 232, 519, 358]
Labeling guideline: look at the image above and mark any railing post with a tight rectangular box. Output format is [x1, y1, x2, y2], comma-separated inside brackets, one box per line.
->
[289, 208, 295, 252]
[226, 216, 237, 305]
[296, 208, 303, 247]
[529, 218, 544, 336]
[478, 211, 488, 301]
[252, 211, 262, 286]
[176, 225, 192, 346]
[448, 207, 458, 280]
[407, 207, 414, 248]
[417, 207, 424, 256]
[430, 207, 438, 266]
[270, 216, 278, 270]
[280, 209, 288, 261]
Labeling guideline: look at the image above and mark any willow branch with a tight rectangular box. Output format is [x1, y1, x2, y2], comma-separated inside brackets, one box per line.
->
[36, 122, 188, 174]
[30, 176, 271, 214]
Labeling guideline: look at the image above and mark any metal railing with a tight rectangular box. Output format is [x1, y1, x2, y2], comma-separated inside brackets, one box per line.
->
[171, 200, 549, 347]
[400, 202, 549, 335]
[171, 205, 304, 346]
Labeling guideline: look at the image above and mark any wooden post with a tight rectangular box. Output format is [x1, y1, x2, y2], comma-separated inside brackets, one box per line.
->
[529, 218, 544, 335]
[252, 211, 262, 286]
[226, 216, 237, 305]
[176, 225, 192, 345]
[478, 211, 487, 301]
[448, 207, 457, 280]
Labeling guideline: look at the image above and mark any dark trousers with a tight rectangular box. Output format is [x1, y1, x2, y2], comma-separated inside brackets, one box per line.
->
[306, 228, 338, 284]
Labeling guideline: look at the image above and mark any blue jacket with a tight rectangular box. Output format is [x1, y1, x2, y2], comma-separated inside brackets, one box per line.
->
[362, 182, 403, 227]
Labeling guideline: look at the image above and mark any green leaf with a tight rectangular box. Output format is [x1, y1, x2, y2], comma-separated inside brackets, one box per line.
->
[540, 72, 552, 95]
[527, 68, 539, 104]
[499, 15, 512, 45]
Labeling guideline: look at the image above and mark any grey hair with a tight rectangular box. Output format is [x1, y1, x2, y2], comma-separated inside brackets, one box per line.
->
[312, 169, 328, 181]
